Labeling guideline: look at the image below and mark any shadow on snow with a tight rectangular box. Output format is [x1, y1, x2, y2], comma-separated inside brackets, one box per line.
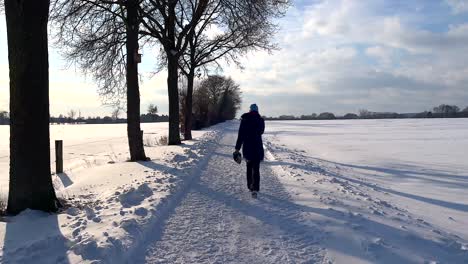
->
[2, 211, 71, 264]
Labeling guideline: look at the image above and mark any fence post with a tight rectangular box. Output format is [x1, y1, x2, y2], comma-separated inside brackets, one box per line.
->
[55, 140, 63, 174]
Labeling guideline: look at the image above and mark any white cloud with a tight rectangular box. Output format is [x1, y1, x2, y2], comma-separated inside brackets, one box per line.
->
[365, 46, 393, 65]
[446, 0, 468, 14]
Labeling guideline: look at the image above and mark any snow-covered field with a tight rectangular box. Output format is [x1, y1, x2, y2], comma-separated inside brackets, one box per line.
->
[264, 119, 468, 263]
[0, 119, 467, 263]
[0, 123, 207, 195]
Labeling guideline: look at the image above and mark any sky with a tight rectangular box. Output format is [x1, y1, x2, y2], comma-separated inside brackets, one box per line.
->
[1, 0, 468, 117]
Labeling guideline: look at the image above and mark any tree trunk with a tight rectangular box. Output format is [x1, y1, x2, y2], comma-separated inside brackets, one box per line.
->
[183, 69, 195, 140]
[166, 4, 181, 145]
[6, 0, 60, 214]
[126, 0, 147, 161]
[167, 54, 181, 145]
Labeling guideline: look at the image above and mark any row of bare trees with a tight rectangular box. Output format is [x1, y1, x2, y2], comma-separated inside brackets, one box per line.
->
[181, 75, 241, 130]
[50, 0, 287, 152]
[3, 0, 288, 214]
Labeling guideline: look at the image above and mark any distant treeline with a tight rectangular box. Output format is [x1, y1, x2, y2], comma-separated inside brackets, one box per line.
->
[0, 110, 169, 125]
[50, 114, 169, 124]
[2, 104, 466, 125]
[265, 104, 468, 121]
[180, 75, 242, 131]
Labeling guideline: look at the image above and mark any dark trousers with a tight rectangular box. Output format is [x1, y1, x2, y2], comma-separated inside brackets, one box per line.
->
[246, 160, 260, 192]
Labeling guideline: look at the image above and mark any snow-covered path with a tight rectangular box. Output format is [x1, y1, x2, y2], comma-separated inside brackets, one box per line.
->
[133, 126, 325, 263]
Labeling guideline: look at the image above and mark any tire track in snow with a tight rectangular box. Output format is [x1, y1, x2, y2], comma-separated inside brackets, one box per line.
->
[133, 125, 326, 264]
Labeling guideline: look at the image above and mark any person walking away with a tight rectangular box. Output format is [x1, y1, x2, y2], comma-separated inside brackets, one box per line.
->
[235, 104, 265, 198]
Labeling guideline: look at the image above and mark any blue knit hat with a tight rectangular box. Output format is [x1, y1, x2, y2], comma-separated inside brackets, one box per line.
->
[250, 104, 259, 112]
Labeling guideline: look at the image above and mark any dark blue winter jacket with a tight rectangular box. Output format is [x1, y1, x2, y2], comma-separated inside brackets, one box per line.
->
[235, 112, 265, 161]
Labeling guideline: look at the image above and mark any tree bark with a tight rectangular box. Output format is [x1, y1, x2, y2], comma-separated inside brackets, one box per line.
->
[167, 53, 181, 145]
[164, 4, 182, 145]
[183, 69, 195, 140]
[6, 0, 60, 214]
[126, 0, 147, 161]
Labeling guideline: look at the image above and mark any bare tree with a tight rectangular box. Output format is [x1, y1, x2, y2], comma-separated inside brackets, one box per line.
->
[68, 109, 76, 120]
[0, 111, 8, 119]
[51, 0, 147, 161]
[192, 81, 211, 129]
[112, 108, 121, 120]
[192, 75, 241, 127]
[139, 0, 209, 145]
[179, 81, 188, 132]
[0, 110, 9, 125]
[318, 112, 336, 120]
[147, 103, 158, 115]
[433, 104, 460, 114]
[218, 77, 242, 121]
[178, 0, 288, 140]
[359, 109, 371, 118]
[5, 0, 61, 214]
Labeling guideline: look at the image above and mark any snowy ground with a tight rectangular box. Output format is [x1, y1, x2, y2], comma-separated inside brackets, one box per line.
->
[131, 125, 325, 263]
[0, 122, 217, 263]
[1, 119, 468, 263]
[0, 123, 207, 195]
[264, 119, 468, 263]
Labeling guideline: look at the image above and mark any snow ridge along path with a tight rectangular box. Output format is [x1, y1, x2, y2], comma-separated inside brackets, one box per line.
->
[132, 124, 326, 263]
